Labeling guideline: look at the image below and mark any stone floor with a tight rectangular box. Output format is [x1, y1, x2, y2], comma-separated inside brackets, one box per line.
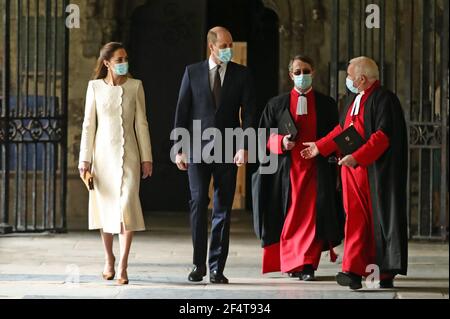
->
[0, 212, 448, 299]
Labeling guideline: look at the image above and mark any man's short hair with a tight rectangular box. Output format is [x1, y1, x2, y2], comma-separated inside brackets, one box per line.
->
[288, 55, 315, 72]
[207, 27, 231, 45]
[207, 30, 218, 45]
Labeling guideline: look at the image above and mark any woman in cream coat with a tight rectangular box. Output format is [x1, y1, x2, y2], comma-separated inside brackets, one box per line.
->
[78, 42, 153, 285]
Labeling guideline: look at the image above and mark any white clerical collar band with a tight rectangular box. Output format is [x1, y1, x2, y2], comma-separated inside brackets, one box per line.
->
[296, 95, 308, 115]
[295, 87, 312, 115]
[350, 91, 365, 116]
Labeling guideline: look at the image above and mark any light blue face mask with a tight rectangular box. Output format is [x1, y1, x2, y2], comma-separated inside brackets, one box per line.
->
[218, 48, 233, 63]
[114, 62, 129, 76]
[346, 77, 360, 94]
[294, 74, 313, 91]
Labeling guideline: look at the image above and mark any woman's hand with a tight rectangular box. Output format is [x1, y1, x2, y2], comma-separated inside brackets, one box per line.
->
[142, 161, 153, 179]
[78, 161, 91, 178]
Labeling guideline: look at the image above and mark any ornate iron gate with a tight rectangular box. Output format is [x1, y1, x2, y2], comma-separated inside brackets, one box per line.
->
[330, 0, 449, 240]
[1, 0, 69, 233]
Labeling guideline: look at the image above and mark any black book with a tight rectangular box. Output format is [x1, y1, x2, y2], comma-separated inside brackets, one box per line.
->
[279, 109, 298, 140]
[333, 125, 365, 155]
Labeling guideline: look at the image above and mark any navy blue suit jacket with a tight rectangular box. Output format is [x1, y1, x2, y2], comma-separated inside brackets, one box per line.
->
[174, 60, 256, 160]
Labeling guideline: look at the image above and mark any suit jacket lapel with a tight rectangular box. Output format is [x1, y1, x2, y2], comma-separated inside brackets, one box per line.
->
[201, 60, 215, 109]
[218, 62, 235, 110]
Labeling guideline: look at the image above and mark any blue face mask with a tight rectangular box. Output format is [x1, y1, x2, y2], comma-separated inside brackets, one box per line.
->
[113, 62, 129, 76]
[346, 77, 360, 94]
[294, 74, 313, 91]
[218, 48, 233, 63]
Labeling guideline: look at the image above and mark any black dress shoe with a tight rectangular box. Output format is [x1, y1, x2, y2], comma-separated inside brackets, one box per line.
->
[210, 271, 229, 284]
[336, 272, 363, 290]
[300, 272, 316, 281]
[288, 272, 302, 278]
[188, 265, 206, 282]
[380, 278, 394, 289]
[299, 265, 316, 281]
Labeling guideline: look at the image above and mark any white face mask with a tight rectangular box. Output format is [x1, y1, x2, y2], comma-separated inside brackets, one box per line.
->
[294, 74, 313, 91]
[217, 48, 233, 63]
[346, 76, 361, 94]
[113, 62, 129, 76]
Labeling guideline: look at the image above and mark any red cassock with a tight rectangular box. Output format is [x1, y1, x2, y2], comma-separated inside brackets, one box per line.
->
[262, 88, 328, 274]
[316, 81, 392, 278]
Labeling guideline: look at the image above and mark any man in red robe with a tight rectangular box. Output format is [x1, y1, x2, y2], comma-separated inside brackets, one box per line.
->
[301, 57, 408, 289]
[253, 55, 344, 281]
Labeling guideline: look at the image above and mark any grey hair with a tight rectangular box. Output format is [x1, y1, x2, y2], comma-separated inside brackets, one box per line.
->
[349, 56, 380, 80]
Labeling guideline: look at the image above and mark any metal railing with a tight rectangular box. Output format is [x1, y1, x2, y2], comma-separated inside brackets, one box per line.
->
[0, 0, 69, 233]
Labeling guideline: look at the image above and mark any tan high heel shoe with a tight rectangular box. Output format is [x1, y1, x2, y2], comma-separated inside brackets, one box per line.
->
[102, 272, 116, 280]
[117, 277, 129, 285]
[102, 257, 116, 280]
[117, 269, 129, 285]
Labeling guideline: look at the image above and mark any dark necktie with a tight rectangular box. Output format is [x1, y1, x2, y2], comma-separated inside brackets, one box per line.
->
[213, 65, 222, 109]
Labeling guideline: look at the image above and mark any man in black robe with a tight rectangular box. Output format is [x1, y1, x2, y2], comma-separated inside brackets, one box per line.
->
[301, 56, 408, 289]
[252, 55, 344, 281]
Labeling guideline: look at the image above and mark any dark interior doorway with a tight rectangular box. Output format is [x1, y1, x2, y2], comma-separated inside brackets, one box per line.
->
[207, 0, 279, 208]
[128, 0, 279, 212]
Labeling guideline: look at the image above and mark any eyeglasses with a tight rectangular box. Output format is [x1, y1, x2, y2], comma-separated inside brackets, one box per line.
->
[293, 70, 312, 76]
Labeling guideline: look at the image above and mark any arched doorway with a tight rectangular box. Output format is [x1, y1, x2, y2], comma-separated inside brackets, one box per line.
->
[207, 0, 279, 209]
[128, 0, 207, 212]
[128, 0, 279, 213]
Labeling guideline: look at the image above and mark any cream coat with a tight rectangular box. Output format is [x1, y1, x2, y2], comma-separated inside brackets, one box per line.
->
[79, 78, 152, 234]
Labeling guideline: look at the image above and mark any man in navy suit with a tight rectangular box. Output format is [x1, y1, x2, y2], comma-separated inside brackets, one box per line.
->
[174, 26, 256, 284]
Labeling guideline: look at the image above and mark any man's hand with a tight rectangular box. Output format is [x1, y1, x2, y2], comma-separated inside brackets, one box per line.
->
[282, 135, 296, 151]
[142, 161, 153, 179]
[338, 155, 358, 168]
[175, 153, 188, 171]
[78, 161, 91, 178]
[300, 142, 319, 159]
[234, 149, 248, 167]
